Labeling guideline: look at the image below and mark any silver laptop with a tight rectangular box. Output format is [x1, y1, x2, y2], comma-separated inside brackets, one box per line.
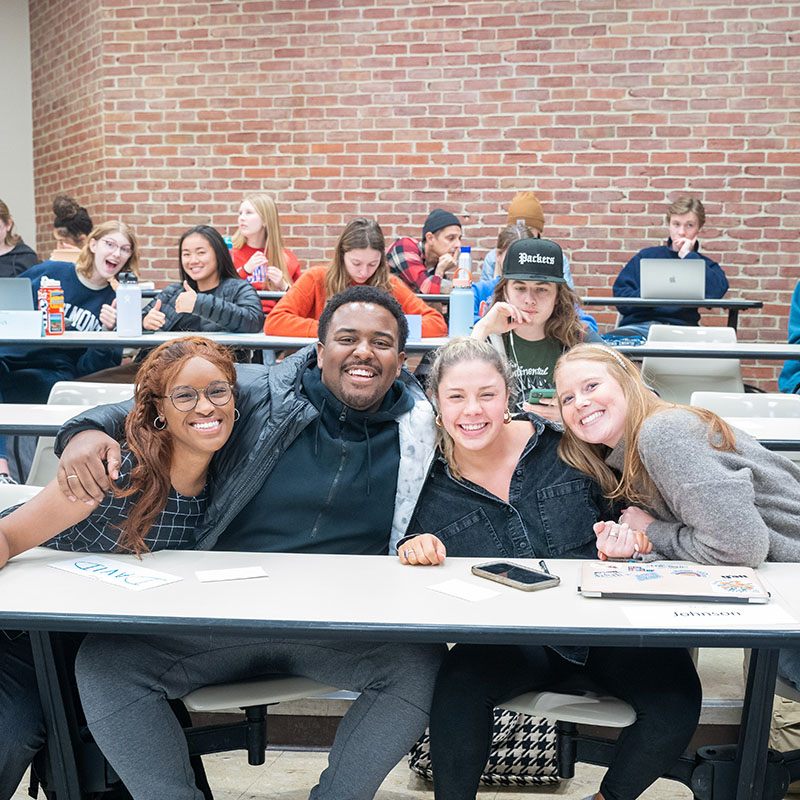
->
[0, 277, 35, 310]
[639, 258, 706, 300]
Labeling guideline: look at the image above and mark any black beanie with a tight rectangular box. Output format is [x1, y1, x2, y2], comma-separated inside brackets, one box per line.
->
[422, 209, 461, 240]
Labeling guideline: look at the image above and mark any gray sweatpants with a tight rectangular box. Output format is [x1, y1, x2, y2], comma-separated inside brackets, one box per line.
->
[75, 631, 445, 800]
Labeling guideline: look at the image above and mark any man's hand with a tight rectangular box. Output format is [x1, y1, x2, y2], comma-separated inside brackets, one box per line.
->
[143, 299, 166, 331]
[471, 301, 531, 340]
[57, 430, 122, 504]
[174, 281, 198, 315]
[675, 237, 697, 259]
[434, 252, 458, 278]
[398, 534, 447, 566]
[99, 298, 117, 330]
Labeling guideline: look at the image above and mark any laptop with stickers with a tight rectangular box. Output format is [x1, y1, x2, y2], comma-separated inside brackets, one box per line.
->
[580, 561, 769, 604]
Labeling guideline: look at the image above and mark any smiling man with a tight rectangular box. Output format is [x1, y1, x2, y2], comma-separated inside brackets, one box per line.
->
[49, 286, 442, 800]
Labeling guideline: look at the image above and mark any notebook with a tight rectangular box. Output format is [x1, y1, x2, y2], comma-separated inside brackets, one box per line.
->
[0, 277, 35, 310]
[639, 258, 706, 300]
[580, 561, 769, 604]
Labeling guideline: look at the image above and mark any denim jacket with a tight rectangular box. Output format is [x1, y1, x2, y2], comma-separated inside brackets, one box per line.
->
[405, 414, 611, 664]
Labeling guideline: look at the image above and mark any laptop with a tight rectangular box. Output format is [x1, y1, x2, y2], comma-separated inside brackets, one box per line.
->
[0, 277, 35, 310]
[580, 561, 769, 604]
[639, 258, 706, 300]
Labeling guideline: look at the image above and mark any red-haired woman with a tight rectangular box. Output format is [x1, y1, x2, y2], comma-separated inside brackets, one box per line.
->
[0, 336, 238, 799]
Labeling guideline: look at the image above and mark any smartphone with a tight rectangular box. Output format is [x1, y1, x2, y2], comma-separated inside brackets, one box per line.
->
[528, 388, 555, 405]
[471, 561, 561, 592]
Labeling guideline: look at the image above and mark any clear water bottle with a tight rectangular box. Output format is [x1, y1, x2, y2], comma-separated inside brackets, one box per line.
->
[448, 251, 473, 338]
[116, 272, 142, 337]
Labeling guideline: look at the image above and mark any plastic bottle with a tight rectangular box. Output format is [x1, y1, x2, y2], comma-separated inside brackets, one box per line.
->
[38, 277, 64, 336]
[448, 250, 473, 337]
[116, 272, 142, 337]
[223, 236, 233, 249]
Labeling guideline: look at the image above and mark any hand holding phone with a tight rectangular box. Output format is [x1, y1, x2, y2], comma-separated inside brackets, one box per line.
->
[528, 388, 555, 405]
[471, 561, 560, 592]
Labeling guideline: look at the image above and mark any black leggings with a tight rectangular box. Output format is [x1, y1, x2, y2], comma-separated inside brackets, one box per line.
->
[429, 644, 701, 800]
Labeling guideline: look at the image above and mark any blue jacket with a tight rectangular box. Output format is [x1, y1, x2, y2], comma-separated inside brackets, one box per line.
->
[780, 281, 800, 394]
[612, 240, 728, 327]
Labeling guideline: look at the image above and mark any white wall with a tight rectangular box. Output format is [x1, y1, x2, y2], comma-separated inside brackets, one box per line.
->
[0, 1, 35, 250]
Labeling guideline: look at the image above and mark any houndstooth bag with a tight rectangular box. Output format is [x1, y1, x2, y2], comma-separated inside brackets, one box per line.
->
[408, 708, 559, 786]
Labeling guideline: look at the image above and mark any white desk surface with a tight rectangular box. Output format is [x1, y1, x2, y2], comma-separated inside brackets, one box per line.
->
[728, 417, 800, 448]
[0, 330, 448, 354]
[0, 404, 88, 435]
[2, 550, 799, 649]
[615, 341, 800, 361]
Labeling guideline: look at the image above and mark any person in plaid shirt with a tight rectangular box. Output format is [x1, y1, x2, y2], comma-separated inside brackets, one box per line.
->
[387, 208, 463, 294]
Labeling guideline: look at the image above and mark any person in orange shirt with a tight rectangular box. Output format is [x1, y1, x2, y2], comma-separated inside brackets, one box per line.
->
[265, 218, 447, 338]
[231, 193, 301, 314]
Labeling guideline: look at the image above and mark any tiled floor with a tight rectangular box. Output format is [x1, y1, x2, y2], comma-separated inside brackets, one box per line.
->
[13, 750, 692, 799]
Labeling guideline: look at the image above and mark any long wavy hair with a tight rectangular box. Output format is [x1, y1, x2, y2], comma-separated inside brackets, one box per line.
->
[427, 337, 516, 480]
[178, 225, 239, 289]
[554, 343, 738, 505]
[75, 221, 140, 282]
[232, 193, 290, 284]
[324, 218, 393, 299]
[490, 277, 582, 348]
[113, 336, 237, 555]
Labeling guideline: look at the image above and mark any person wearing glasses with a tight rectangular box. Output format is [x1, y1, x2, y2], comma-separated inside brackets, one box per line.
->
[0, 221, 140, 483]
[0, 336, 238, 800]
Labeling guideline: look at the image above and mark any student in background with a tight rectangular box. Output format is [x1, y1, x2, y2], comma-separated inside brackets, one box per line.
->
[48, 195, 93, 262]
[779, 280, 800, 395]
[265, 217, 447, 338]
[231, 193, 301, 314]
[0, 199, 38, 277]
[398, 337, 700, 800]
[0, 336, 237, 800]
[471, 237, 602, 420]
[610, 197, 728, 338]
[0, 221, 140, 483]
[142, 225, 264, 334]
[387, 208, 463, 294]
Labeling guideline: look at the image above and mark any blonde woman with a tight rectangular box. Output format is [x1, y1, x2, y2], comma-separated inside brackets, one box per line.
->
[265, 217, 447, 337]
[0, 221, 139, 481]
[232, 192, 301, 313]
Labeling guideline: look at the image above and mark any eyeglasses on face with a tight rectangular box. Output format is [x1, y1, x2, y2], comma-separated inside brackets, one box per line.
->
[157, 381, 233, 412]
[100, 238, 133, 257]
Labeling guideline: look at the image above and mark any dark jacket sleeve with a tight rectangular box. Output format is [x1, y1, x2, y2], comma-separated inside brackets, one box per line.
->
[53, 399, 134, 456]
[685, 251, 728, 299]
[192, 280, 265, 332]
[141, 283, 182, 329]
[612, 251, 643, 318]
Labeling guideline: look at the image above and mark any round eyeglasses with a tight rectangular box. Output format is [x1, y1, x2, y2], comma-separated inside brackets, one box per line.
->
[157, 381, 233, 412]
[100, 238, 133, 257]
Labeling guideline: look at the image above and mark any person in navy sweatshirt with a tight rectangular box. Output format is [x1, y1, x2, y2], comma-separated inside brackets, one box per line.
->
[609, 197, 728, 338]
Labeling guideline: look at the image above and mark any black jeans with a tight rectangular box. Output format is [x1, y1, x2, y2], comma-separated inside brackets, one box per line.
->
[429, 643, 701, 800]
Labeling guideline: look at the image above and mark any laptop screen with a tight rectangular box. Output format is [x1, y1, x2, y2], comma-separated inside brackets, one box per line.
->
[639, 259, 706, 300]
[0, 277, 35, 310]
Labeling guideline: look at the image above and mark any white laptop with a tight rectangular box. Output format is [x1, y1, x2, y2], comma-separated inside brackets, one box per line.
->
[639, 258, 706, 301]
[0, 277, 35, 310]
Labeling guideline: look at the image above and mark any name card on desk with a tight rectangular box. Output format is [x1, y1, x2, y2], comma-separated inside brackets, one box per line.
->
[0, 310, 41, 338]
[623, 602, 797, 629]
[49, 555, 182, 591]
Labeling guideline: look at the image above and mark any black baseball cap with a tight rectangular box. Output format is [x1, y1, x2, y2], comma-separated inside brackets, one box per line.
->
[502, 237, 565, 283]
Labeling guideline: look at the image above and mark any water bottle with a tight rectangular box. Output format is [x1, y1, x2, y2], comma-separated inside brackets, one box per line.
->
[116, 272, 142, 337]
[223, 236, 233, 249]
[448, 251, 473, 338]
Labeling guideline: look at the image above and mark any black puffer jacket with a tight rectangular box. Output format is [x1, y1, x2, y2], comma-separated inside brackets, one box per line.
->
[142, 278, 264, 332]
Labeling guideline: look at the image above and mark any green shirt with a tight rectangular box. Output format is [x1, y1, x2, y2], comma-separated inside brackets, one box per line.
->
[503, 332, 563, 410]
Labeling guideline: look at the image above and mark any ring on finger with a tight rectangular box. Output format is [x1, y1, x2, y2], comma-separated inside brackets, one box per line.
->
[66, 474, 79, 480]
[403, 549, 410, 559]
[609, 531, 618, 538]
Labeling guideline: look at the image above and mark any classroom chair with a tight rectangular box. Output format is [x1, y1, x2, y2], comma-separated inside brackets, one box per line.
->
[26, 382, 134, 486]
[641, 325, 744, 405]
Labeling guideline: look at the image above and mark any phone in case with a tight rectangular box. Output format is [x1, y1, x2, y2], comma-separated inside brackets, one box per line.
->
[471, 561, 561, 592]
[528, 388, 556, 405]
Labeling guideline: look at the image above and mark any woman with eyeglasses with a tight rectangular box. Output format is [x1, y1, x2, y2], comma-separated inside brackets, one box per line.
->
[141, 225, 264, 334]
[0, 336, 238, 799]
[0, 221, 139, 483]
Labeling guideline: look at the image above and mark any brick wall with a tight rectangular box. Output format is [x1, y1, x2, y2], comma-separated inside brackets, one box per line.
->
[28, 0, 800, 387]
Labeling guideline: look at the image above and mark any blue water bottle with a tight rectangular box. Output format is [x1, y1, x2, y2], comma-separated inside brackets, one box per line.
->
[223, 236, 233, 249]
[448, 248, 473, 337]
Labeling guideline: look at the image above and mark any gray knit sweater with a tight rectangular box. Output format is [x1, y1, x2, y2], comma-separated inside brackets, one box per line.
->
[605, 409, 800, 568]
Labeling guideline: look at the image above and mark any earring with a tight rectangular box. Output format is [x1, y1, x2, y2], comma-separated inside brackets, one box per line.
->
[435, 414, 443, 428]
[503, 409, 512, 424]
[233, 408, 240, 422]
[153, 416, 166, 430]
